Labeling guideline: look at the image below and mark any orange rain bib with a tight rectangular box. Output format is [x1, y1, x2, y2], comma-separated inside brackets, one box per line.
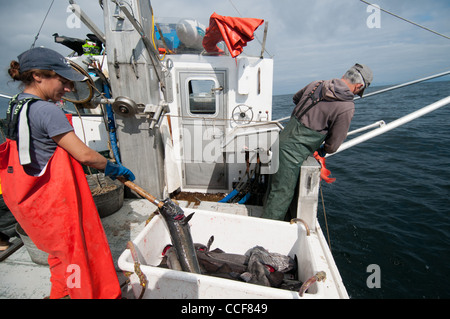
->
[0, 115, 121, 299]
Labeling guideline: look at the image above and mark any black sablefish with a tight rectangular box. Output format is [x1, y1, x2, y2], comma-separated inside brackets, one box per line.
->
[158, 199, 201, 273]
[118, 178, 201, 274]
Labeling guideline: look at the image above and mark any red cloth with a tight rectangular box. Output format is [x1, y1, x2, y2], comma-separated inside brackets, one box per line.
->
[0, 115, 121, 299]
[202, 12, 264, 58]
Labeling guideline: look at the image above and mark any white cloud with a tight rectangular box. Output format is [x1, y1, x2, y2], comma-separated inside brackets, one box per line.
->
[1, 0, 449, 96]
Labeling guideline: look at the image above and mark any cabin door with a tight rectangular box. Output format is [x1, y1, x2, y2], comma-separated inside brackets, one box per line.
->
[179, 71, 227, 190]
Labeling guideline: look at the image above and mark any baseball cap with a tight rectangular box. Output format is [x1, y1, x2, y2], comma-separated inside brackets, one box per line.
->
[351, 63, 373, 97]
[18, 47, 86, 82]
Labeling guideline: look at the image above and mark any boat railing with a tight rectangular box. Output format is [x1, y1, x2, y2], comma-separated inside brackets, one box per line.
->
[329, 95, 450, 156]
[272, 71, 450, 156]
[347, 120, 386, 136]
[296, 156, 322, 232]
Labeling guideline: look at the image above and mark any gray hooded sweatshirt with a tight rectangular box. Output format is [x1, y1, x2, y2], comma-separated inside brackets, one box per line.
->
[291, 79, 355, 154]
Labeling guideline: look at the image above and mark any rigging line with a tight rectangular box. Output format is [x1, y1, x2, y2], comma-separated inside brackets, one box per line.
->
[228, 0, 273, 57]
[360, 0, 450, 41]
[228, 0, 243, 17]
[30, 0, 55, 49]
[159, 113, 280, 126]
[320, 186, 332, 251]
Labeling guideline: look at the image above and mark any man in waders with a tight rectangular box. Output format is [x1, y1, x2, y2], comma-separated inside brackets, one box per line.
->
[263, 63, 373, 221]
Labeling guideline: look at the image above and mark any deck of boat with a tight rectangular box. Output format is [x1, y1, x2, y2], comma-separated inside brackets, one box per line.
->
[0, 198, 263, 299]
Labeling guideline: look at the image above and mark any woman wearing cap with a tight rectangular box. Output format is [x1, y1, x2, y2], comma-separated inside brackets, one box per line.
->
[0, 47, 135, 299]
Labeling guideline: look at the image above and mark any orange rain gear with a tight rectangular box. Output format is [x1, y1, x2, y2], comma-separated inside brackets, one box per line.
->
[0, 115, 121, 299]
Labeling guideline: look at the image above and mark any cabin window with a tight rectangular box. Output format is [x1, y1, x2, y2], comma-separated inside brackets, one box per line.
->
[188, 79, 216, 114]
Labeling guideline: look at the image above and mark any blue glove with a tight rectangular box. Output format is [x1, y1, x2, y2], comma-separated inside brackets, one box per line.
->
[104, 160, 136, 181]
[317, 145, 326, 157]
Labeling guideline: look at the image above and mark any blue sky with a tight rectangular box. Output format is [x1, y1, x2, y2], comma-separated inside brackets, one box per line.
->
[1, 0, 449, 95]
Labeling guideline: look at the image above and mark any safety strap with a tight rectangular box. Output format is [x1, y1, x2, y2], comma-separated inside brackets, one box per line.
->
[292, 81, 324, 120]
[5, 94, 41, 165]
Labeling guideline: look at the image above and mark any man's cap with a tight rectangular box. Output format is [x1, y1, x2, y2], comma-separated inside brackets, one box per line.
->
[351, 63, 373, 97]
[18, 47, 86, 82]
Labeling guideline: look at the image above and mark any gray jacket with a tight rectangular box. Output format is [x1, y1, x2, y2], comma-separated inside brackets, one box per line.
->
[292, 79, 355, 154]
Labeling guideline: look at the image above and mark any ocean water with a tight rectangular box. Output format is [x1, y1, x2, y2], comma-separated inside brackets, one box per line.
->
[1, 81, 448, 299]
[272, 80, 450, 299]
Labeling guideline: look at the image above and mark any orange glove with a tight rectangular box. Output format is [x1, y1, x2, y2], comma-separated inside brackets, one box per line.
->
[313, 151, 336, 184]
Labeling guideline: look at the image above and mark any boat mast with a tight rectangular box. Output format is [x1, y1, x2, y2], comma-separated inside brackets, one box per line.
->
[102, 0, 167, 197]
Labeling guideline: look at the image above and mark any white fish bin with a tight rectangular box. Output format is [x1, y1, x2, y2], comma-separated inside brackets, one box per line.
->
[118, 209, 347, 299]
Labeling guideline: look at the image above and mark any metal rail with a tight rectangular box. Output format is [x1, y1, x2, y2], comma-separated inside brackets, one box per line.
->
[328, 96, 450, 156]
[354, 70, 450, 100]
[0, 93, 12, 99]
[347, 120, 385, 136]
[274, 70, 450, 123]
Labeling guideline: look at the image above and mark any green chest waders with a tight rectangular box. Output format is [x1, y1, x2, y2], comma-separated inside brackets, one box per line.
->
[263, 120, 325, 221]
[263, 82, 326, 221]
